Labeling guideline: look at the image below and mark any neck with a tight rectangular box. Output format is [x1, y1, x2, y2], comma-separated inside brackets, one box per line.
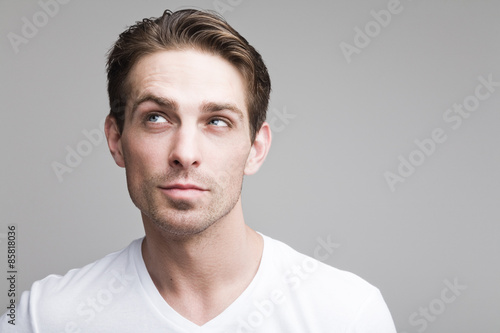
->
[140, 200, 263, 325]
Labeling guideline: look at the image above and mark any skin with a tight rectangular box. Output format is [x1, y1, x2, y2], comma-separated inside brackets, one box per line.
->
[105, 49, 272, 325]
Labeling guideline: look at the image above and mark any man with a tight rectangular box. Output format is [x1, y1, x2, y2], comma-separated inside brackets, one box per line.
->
[1, 9, 396, 332]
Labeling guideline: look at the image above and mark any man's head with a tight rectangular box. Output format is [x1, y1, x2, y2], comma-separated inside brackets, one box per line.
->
[106, 9, 271, 143]
[104, 9, 272, 237]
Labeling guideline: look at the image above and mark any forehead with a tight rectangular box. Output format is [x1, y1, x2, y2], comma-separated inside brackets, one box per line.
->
[127, 49, 248, 115]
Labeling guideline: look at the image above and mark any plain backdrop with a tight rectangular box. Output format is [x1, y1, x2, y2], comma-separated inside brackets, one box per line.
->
[1, 0, 499, 332]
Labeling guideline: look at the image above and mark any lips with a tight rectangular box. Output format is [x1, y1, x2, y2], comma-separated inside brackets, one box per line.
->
[160, 183, 207, 191]
[158, 183, 208, 200]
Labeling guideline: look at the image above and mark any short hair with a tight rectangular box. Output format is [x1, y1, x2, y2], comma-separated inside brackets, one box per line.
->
[106, 9, 271, 142]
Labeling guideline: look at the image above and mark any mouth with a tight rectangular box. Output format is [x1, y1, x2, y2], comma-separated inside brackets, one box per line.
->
[158, 183, 208, 200]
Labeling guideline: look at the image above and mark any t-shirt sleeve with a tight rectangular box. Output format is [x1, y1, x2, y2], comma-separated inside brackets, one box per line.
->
[347, 288, 397, 333]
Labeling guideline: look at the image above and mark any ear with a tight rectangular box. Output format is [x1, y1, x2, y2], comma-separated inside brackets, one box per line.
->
[104, 115, 125, 168]
[244, 122, 272, 175]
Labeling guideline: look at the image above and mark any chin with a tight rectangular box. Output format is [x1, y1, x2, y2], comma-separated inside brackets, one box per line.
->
[147, 209, 219, 237]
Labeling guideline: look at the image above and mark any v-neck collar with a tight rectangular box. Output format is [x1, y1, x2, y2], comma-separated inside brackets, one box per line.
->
[131, 233, 270, 332]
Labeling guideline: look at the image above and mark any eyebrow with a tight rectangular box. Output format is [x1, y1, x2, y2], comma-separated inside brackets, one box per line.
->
[201, 102, 244, 121]
[132, 94, 178, 115]
[132, 94, 244, 121]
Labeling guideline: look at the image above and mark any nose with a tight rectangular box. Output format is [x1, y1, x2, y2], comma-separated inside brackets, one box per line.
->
[168, 125, 201, 169]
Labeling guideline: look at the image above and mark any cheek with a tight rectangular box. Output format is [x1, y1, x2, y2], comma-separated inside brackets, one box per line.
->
[122, 135, 168, 175]
[215, 145, 249, 183]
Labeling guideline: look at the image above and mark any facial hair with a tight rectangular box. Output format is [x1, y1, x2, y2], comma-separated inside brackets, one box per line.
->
[128, 166, 244, 237]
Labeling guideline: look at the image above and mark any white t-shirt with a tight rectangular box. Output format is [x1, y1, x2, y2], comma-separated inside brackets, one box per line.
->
[0, 234, 396, 332]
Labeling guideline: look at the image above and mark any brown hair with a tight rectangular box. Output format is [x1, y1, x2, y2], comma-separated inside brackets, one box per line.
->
[106, 9, 271, 142]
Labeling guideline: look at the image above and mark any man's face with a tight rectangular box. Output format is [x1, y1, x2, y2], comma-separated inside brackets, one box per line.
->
[107, 49, 260, 236]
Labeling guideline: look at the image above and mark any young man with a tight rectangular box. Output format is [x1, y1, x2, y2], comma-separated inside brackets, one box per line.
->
[1, 9, 396, 332]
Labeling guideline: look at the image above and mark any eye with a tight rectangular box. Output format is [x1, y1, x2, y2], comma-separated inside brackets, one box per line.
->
[147, 114, 167, 123]
[208, 118, 229, 127]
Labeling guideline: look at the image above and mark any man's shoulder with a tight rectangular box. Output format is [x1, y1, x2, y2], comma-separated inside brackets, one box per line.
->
[258, 234, 396, 331]
[14, 238, 141, 325]
[262, 233, 381, 305]
[1, 238, 142, 331]
[34, 238, 141, 294]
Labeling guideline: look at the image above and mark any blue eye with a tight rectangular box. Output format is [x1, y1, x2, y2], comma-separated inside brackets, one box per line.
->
[209, 119, 229, 127]
[147, 114, 167, 123]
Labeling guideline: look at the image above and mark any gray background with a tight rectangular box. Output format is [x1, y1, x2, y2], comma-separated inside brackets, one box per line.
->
[1, 0, 499, 332]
